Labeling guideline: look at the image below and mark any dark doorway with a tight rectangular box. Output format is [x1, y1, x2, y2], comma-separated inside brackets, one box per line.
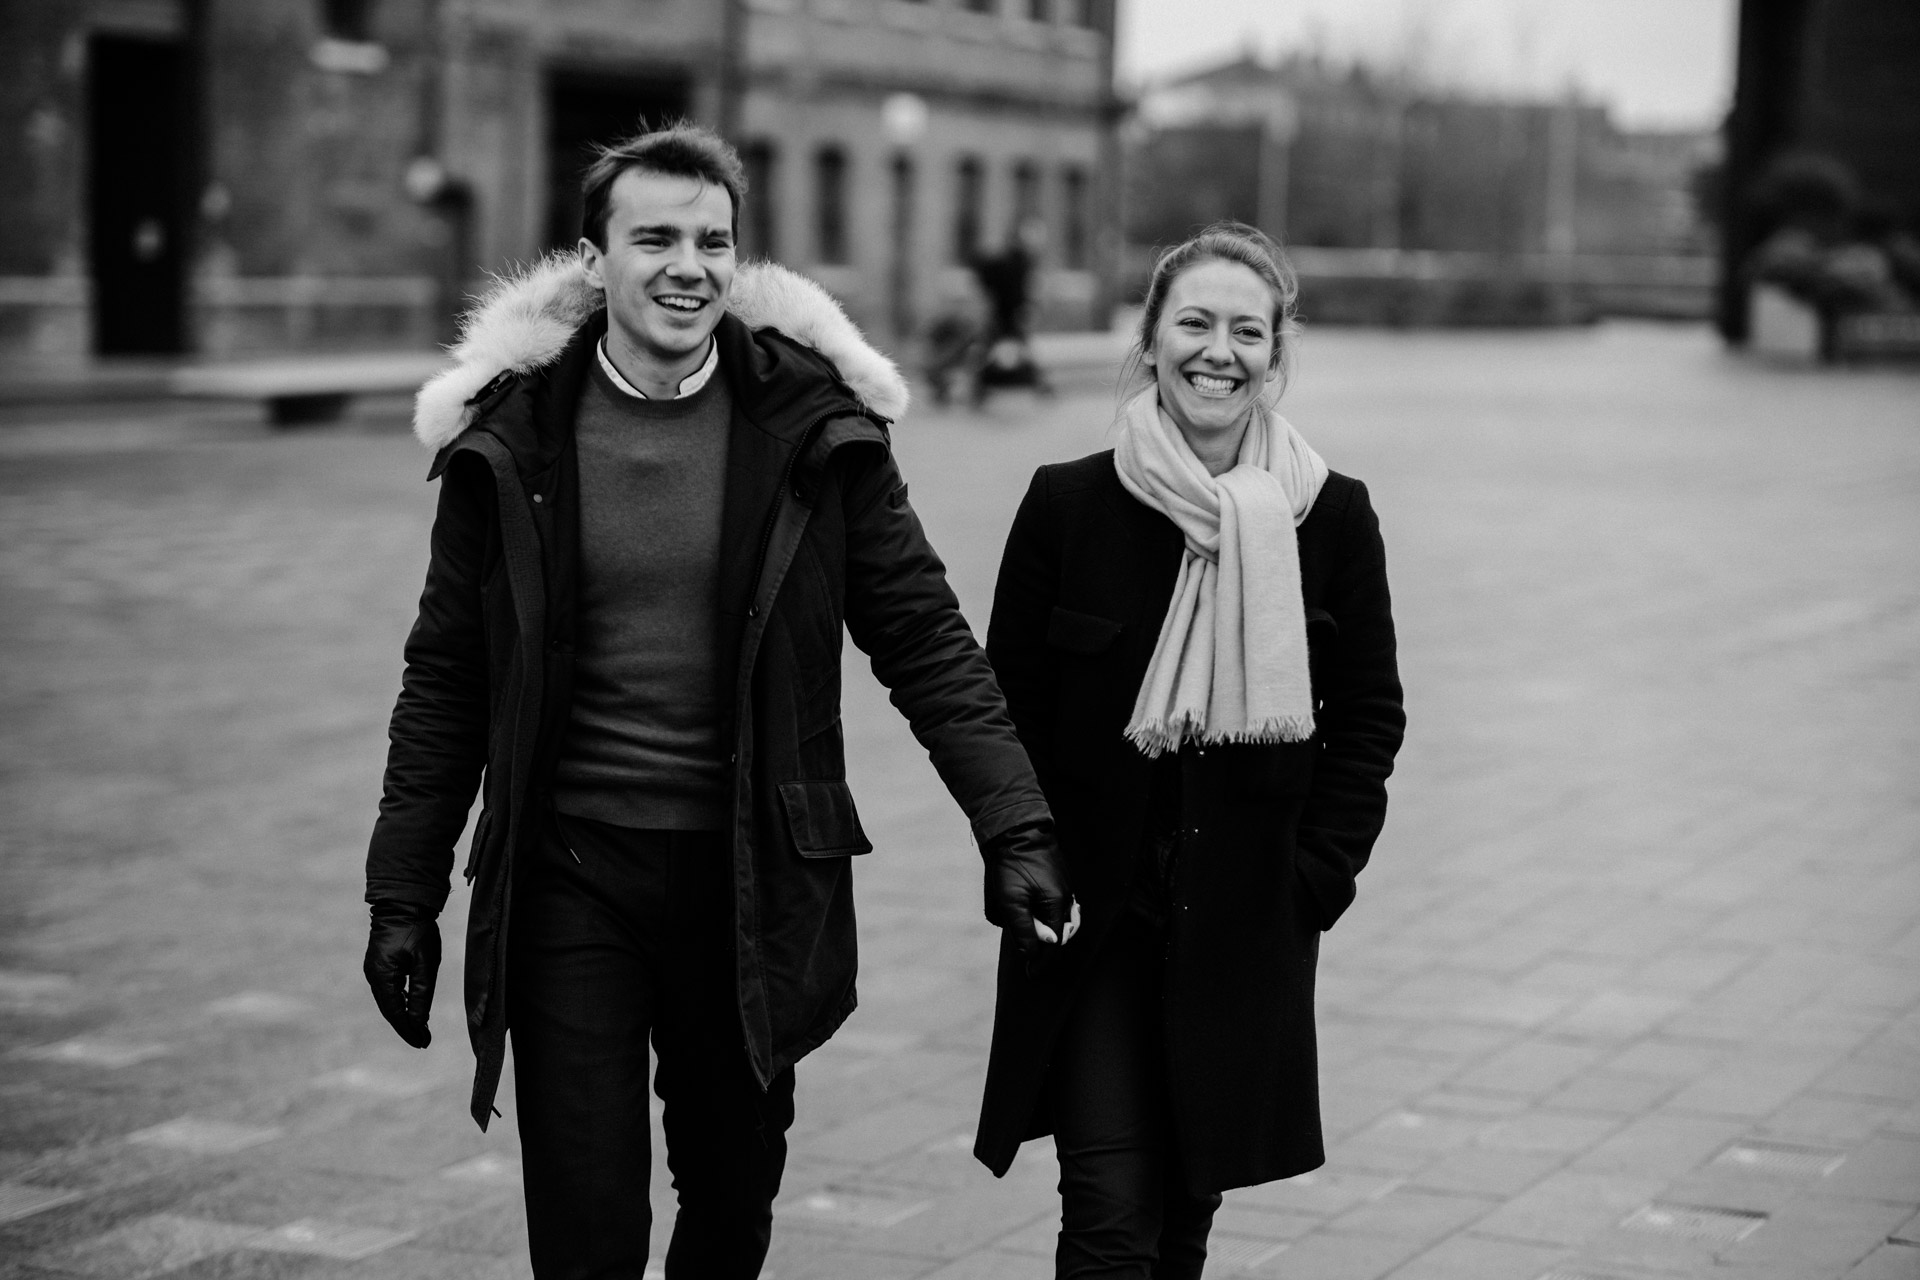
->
[89, 35, 189, 355]
[547, 71, 692, 250]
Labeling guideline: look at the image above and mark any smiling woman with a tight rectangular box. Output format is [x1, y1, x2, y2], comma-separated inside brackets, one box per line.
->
[976, 220, 1404, 1277]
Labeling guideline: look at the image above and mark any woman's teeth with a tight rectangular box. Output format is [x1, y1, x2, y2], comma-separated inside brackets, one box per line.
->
[1188, 373, 1238, 397]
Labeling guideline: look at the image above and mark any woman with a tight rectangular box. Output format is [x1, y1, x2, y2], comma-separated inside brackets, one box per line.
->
[974, 222, 1405, 1278]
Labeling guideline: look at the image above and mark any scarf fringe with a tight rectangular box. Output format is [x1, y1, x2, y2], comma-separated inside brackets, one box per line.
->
[1125, 713, 1318, 760]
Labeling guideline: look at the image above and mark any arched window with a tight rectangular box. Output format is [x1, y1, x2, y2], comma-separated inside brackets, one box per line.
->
[1012, 159, 1042, 241]
[320, 0, 375, 41]
[1061, 166, 1089, 268]
[814, 145, 849, 265]
[742, 140, 779, 261]
[953, 154, 984, 261]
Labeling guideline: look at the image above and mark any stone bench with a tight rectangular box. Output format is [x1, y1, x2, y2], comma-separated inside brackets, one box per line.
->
[170, 353, 449, 424]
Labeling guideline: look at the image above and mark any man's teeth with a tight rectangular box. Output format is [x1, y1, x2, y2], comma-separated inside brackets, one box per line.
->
[657, 296, 704, 312]
[1189, 374, 1237, 395]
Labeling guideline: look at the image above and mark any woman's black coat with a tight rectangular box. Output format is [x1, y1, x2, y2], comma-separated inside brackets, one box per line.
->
[973, 449, 1404, 1193]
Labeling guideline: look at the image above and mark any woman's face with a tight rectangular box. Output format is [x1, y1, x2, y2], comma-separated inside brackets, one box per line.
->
[1145, 258, 1280, 447]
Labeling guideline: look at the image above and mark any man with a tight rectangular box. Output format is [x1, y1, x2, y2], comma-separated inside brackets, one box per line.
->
[362, 124, 1071, 1278]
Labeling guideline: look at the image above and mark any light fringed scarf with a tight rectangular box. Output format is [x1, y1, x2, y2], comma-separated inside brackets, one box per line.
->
[1113, 387, 1328, 758]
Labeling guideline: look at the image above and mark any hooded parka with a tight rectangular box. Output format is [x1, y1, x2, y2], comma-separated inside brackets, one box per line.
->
[974, 451, 1404, 1193]
[366, 259, 1049, 1127]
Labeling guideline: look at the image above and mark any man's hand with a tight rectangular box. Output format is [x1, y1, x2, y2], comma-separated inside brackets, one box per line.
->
[983, 821, 1072, 956]
[363, 902, 441, 1048]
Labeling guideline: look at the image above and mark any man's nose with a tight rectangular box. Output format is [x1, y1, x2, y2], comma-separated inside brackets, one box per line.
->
[666, 239, 701, 277]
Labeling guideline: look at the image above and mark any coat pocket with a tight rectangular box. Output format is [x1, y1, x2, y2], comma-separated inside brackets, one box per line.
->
[1046, 606, 1123, 655]
[777, 780, 874, 858]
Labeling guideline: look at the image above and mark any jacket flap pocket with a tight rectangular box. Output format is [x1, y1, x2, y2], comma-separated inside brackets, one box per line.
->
[1047, 607, 1123, 655]
[777, 780, 873, 858]
[1304, 606, 1338, 637]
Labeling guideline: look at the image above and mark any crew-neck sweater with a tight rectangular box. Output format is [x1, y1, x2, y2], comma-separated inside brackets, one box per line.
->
[551, 356, 732, 831]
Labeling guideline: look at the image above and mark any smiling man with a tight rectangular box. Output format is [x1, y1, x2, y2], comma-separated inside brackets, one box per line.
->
[361, 124, 1071, 1278]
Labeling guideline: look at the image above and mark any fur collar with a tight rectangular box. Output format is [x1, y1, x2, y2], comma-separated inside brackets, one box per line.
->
[413, 255, 910, 450]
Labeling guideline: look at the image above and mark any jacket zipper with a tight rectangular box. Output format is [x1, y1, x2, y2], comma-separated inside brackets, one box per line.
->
[747, 412, 836, 614]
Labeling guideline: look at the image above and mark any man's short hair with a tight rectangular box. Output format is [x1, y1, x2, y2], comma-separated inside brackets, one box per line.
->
[579, 122, 749, 249]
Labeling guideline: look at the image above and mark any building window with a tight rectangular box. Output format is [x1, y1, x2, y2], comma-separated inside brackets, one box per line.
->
[1069, 0, 1104, 30]
[814, 145, 849, 265]
[1027, 0, 1050, 19]
[320, 0, 375, 41]
[1012, 159, 1042, 243]
[742, 140, 778, 261]
[953, 154, 984, 261]
[961, 0, 995, 13]
[1062, 165, 1088, 268]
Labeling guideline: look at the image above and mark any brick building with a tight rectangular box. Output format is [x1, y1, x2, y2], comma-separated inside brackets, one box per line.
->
[0, 0, 1117, 364]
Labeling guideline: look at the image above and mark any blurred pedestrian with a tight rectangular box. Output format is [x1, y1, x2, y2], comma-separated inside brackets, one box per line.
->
[968, 218, 1054, 405]
[362, 123, 1071, 1280]
[973, 222, 1405, 1278]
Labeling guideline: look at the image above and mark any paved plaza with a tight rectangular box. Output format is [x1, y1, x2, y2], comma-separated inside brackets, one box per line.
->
[1, 323, 1917, 1279]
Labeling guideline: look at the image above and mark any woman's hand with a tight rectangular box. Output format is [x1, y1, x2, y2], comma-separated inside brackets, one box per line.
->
[983, 820, 1073, 954]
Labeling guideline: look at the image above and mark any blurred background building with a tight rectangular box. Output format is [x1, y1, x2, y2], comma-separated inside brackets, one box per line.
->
[0, 0, 1119, 365]
[1124, 55, 1721, 326]
[2, 0, 1914, 369]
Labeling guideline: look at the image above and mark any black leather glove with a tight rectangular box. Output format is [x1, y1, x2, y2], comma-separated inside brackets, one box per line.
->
[983, 820, 1071, 956]
[364, 902, 441, 1049]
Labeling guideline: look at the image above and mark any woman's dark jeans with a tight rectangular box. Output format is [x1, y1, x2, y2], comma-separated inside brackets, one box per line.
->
[1047, 835, 1223, 1279]
[508, 814, 795, 1280]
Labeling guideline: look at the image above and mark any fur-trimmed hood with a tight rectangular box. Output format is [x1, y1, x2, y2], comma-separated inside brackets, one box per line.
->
[413, 255, 909, 450]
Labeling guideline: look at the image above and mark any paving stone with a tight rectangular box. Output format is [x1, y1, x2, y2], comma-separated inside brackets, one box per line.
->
[1330, 1187, 1498, 1246]
[1453, 1040, 1608, 1098]
[33, 1212, 262, 1278]
[125, 1119, 282, 1156]
[1819, 1135, 1920, 1203]
[0, 971, 81, 1013]
[1229, 1169, 1403, 1217]
[1545, 1072, 1681, 1117]
[1571, 1113, 1748, 1179]
[0, 1181, 84, 1226]
[1406, 1148, 1565, 1199]
[1664, 1051, 1839, 1119]
[15, 1039, 170, 1069]
[1470, 1171, 1667, 1248]
[1379, 1232, 1570, 1280]
[1842, 1243, 1920, 1280]
[204, 994, 310, 1024]
[248, 1218, 414, 1261]
[1475, 1110, 1621, 1157]
[1243, 1228, 1423, 1280]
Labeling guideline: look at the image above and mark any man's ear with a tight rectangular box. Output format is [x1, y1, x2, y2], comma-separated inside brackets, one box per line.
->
[578, 238, 605, 291]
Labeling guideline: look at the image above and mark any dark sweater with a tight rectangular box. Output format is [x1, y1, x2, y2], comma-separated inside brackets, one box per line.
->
[552, 357, 731, 830]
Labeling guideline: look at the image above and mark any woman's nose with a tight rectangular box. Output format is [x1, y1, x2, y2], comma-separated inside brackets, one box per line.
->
[1203, 326, 1233, 363]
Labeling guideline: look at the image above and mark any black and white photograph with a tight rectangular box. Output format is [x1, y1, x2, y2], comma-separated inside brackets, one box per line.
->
[1, 1, 1917, 1278]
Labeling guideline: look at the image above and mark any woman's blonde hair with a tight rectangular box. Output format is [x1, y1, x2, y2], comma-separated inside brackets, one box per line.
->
[1124, 220, 1302, 400]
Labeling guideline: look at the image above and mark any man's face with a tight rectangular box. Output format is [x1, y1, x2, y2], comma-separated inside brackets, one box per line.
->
[580, 168, 737, 370]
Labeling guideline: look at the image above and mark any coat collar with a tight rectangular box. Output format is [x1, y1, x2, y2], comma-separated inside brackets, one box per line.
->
[414, 255, 909, 453]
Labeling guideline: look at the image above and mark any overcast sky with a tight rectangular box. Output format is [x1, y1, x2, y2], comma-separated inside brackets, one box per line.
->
[1116, 0, 1738, 130]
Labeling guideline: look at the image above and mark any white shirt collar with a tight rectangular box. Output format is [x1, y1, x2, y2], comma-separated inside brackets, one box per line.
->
[597, 336, 719, 399]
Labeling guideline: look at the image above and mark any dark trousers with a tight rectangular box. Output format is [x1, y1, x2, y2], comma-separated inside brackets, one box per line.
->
[508, 814, 795, 1280]
[1047, 867, 1222, 1279]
